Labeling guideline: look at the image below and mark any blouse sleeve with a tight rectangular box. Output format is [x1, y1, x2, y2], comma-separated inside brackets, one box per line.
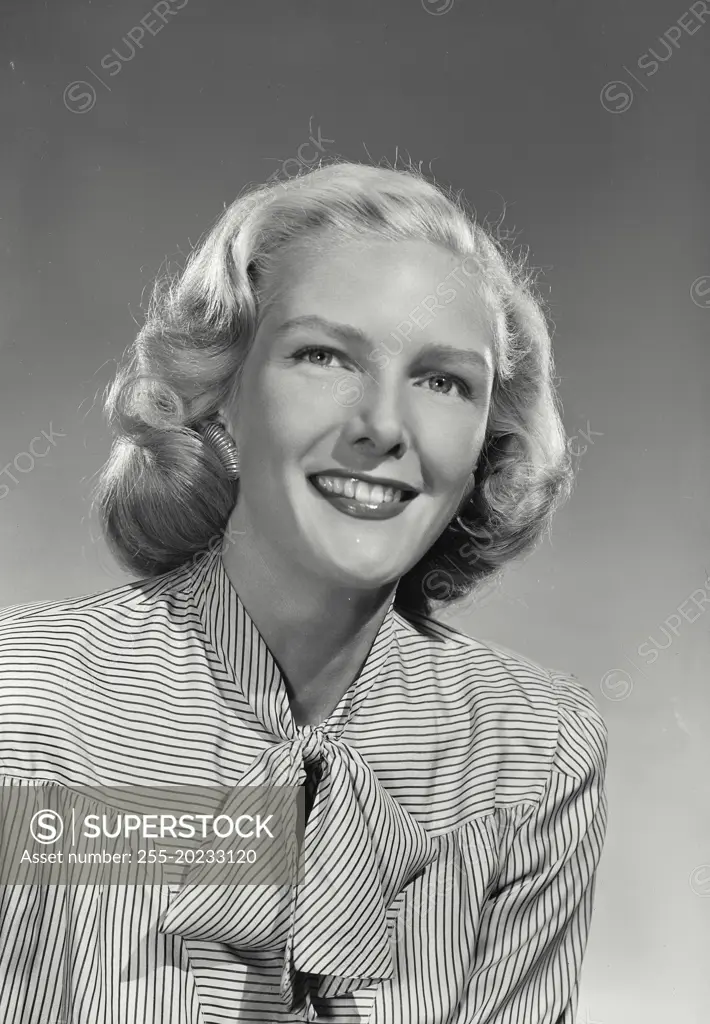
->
[462, 672, 609, 1024]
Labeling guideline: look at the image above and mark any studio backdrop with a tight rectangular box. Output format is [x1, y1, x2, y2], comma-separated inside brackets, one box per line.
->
[1, 1, 708, 1021]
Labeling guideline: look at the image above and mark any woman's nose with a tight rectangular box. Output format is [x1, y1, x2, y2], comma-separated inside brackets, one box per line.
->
[339, 373, 410, 458]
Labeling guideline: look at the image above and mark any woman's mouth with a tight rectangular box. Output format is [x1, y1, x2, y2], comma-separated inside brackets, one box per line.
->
[308, 474, 418, 520]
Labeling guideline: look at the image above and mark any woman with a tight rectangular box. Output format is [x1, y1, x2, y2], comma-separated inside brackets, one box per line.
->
[0, 161, 608, 1023]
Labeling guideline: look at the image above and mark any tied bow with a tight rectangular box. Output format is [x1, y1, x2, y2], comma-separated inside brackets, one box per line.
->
[158, 725, 437, 1021]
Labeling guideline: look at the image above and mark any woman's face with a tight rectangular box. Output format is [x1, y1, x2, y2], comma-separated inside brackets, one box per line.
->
[228, 233, 495, 591]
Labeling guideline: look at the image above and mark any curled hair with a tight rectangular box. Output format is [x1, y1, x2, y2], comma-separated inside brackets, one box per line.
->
[92, 158, 574, 618]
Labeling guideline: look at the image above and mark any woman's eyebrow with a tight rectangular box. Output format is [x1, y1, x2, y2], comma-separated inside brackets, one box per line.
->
[413, 343, 493, 377]
[274, 315, 370, 346]
[275, 315, 493, 376]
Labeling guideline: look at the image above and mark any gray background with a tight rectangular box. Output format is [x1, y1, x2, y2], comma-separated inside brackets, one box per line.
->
[1, 0, 709, 1019]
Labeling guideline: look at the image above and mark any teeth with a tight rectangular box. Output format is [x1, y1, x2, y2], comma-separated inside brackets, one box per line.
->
[315, 475, 404, 506]
[355, 481, 385, 504]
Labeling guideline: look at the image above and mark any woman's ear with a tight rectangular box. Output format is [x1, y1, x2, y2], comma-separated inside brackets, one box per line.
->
[221, 373, 245, 444]
[453, 468, 478, 519]
[220, 410, 239, 445]
[218, 385, 241, 443]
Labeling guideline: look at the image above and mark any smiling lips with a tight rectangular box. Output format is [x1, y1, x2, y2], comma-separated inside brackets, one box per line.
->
[315, 474, 408, 505]
[309, 473, 417, 520]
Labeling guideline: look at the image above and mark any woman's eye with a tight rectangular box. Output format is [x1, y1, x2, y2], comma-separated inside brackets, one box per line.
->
[294, 346, 345, 368]
[422, 374, 471, 399]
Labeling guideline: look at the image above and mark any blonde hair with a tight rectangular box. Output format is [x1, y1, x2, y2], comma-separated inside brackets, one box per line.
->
[92, 159, 573, 617]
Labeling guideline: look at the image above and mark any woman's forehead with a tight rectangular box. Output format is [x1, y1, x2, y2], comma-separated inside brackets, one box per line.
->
[263, 235, 494, 315]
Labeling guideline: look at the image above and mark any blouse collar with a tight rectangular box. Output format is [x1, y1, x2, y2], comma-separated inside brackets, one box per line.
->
[168, 544, 436, 1021]
[185, 545, 399, 740]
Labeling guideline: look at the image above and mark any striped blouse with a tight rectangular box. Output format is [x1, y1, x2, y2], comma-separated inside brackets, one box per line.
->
[0, 545, 608, 1024]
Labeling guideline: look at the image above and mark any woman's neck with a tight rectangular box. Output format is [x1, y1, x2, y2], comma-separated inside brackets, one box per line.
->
[219, 520, 398, 728]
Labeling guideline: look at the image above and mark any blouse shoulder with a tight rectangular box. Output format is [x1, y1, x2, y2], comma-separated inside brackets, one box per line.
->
[0, 561, 193, 677]
[547, 668, 609, 783]
[396, 610, 608, 801]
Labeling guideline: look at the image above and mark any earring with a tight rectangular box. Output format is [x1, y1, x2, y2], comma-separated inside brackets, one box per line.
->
[200, 421, 240, 480]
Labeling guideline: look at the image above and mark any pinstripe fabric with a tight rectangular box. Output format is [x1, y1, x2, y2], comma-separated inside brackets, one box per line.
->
[0, 546, 608, 1024]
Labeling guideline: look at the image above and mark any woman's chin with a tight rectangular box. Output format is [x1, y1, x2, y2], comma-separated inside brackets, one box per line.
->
[311, 550, 410, 591]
